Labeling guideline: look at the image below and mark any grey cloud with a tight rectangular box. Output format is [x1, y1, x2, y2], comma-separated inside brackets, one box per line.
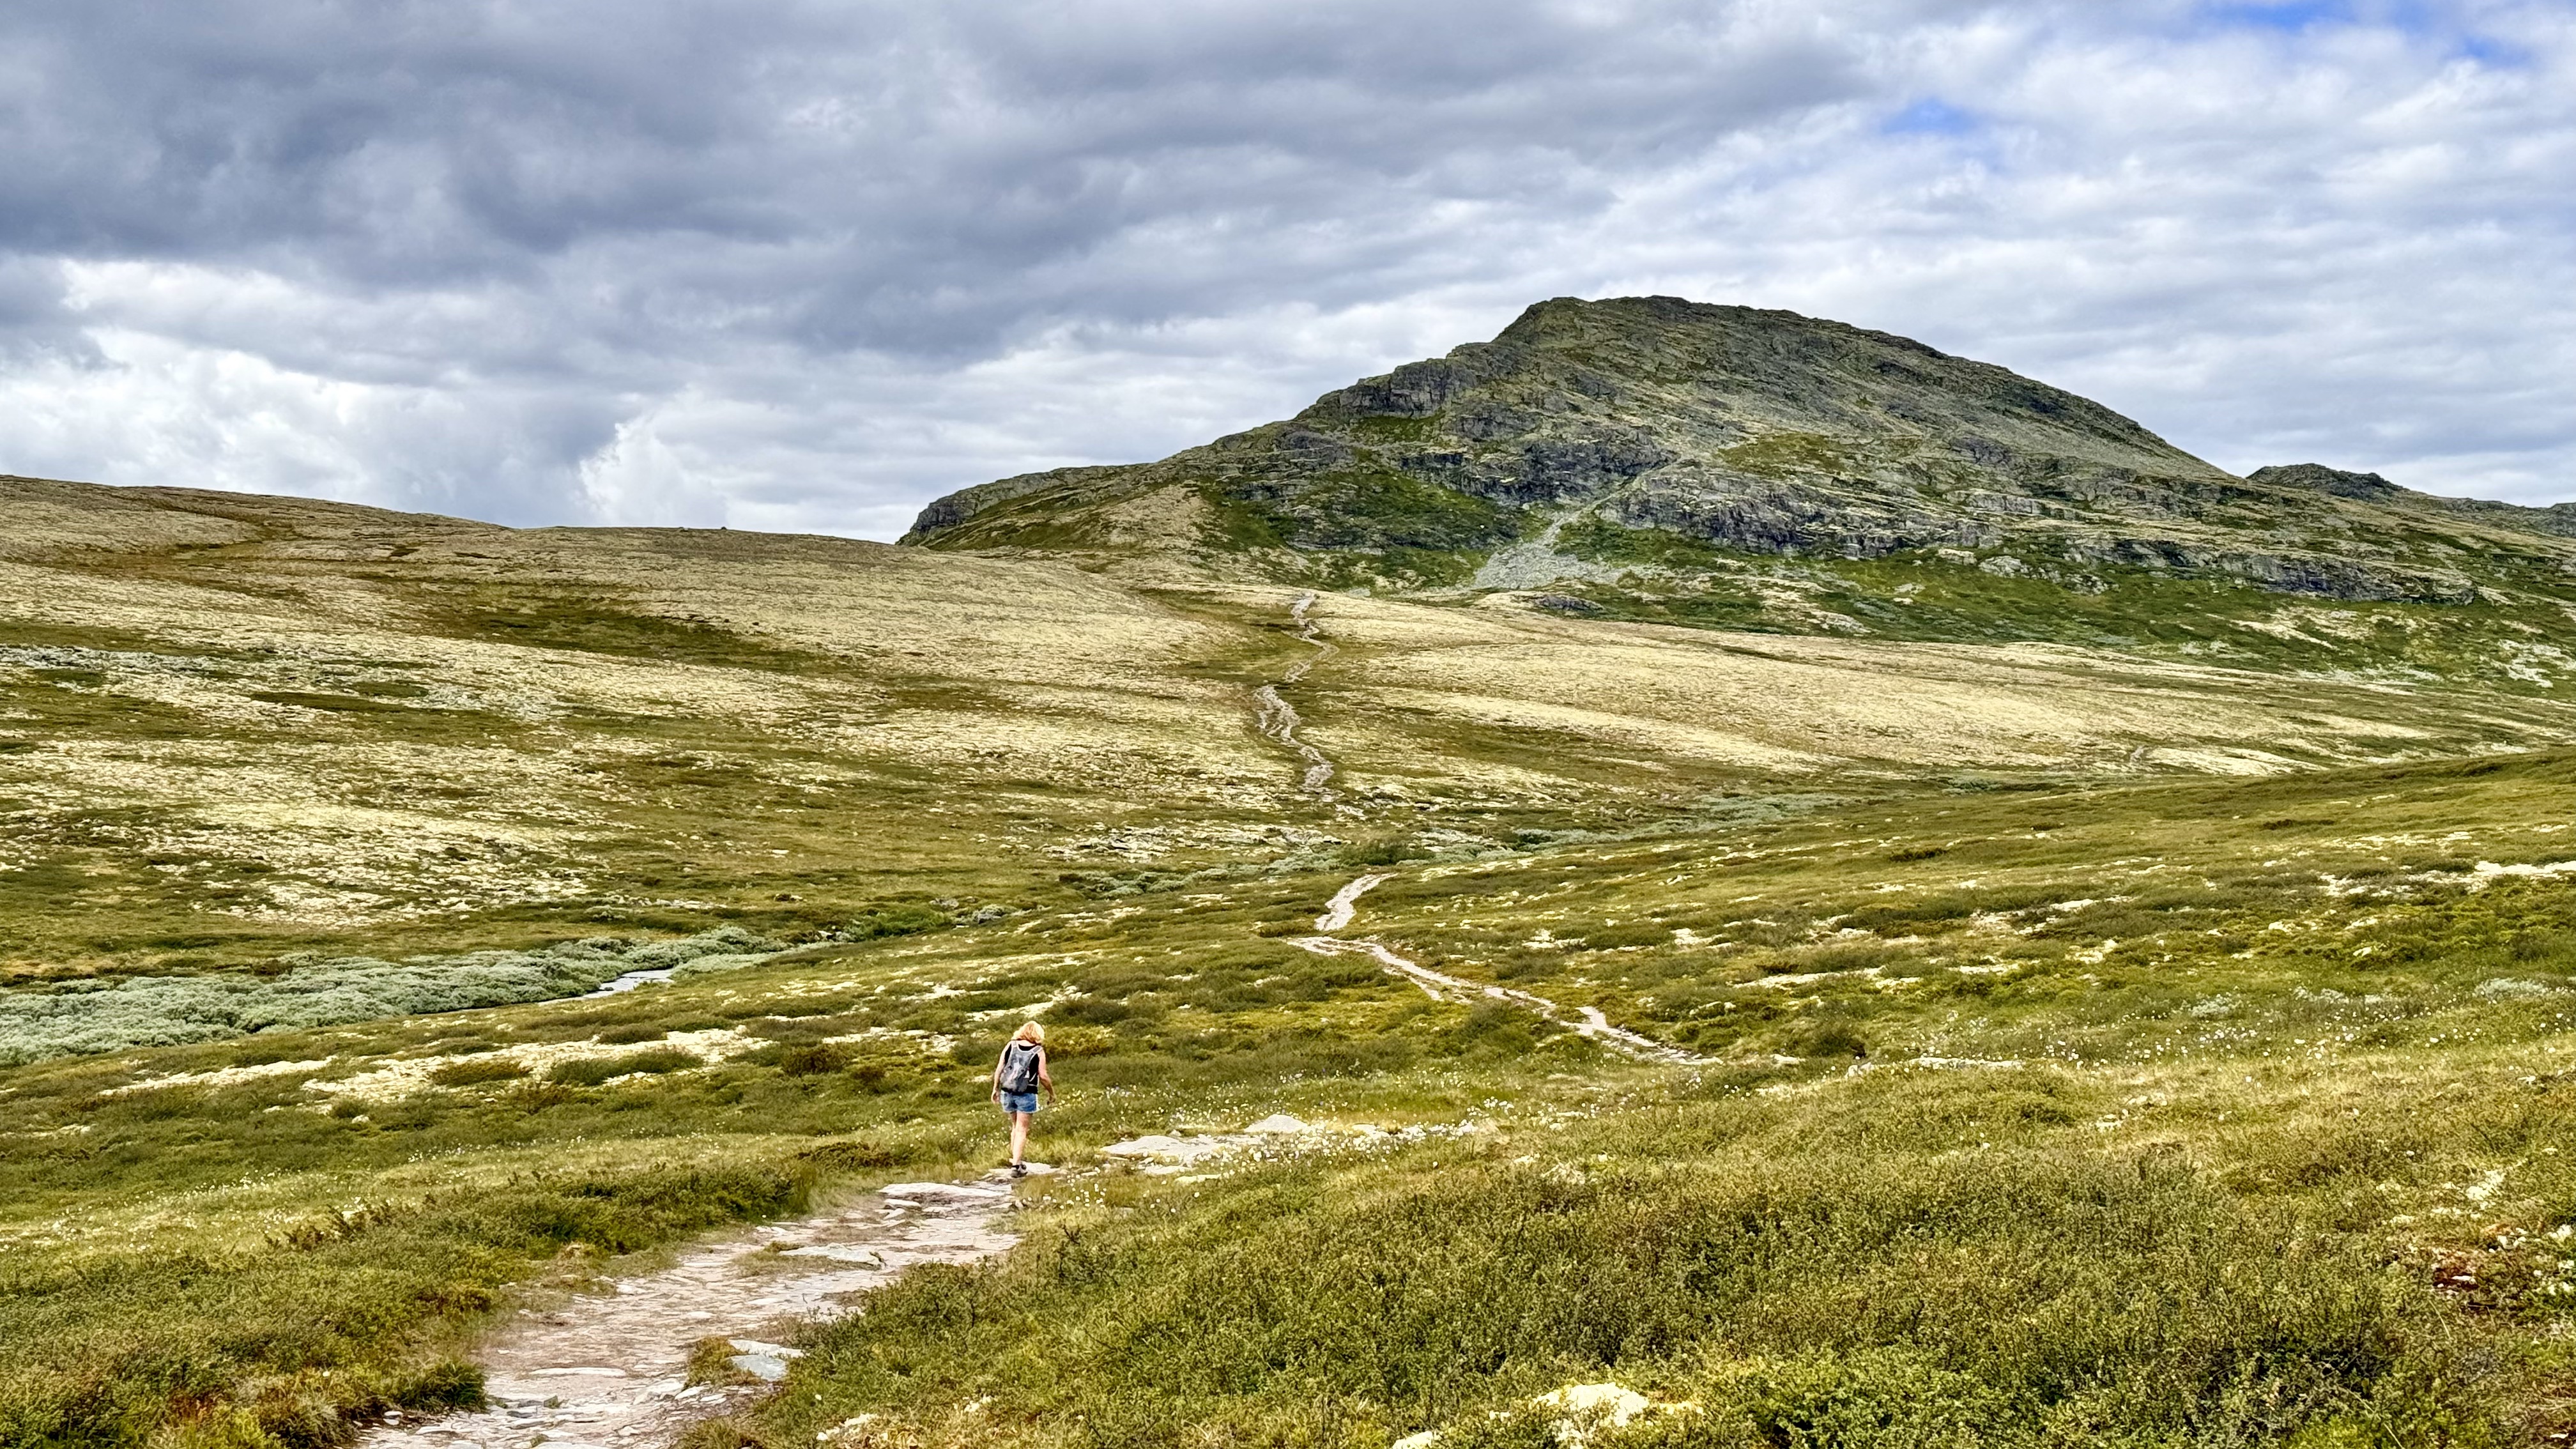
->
[0, 256, 94, 364]
[0, 0, 2568, 531]
[0, 4, 1867, 286]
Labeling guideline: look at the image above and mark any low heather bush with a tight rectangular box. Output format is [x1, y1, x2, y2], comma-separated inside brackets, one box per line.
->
[0, 928, 781, 1065]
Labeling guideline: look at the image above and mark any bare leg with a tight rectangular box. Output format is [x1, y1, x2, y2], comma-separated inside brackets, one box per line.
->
[1010, 1110, 1030, 1165]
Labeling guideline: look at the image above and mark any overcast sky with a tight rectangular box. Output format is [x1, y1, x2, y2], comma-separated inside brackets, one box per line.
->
[1, 1, 2569, 539]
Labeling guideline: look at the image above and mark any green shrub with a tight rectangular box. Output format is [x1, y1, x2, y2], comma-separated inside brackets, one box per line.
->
[1582, 923, 1669, 949]
[427, 1057, 527, 1087]
[546, 1048, 697, 1086]
[1044, 1026, 1117, 1058]
[548, 1057, 621, 1087]
[776, 1043, 848, 1077]
[770, 1142, 2459, 1449]
[1794, 1017, 1867, 1059]
[615, 1047, 700, 1075]
[1341, 835, 1427, 868]
[0, 930, 782, 1066]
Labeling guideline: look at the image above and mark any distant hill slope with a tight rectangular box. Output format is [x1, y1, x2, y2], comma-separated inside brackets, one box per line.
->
[12, 470, 2572, 989]
[904, 297, 2576, 684]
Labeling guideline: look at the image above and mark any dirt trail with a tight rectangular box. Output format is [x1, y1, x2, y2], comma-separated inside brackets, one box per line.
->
[1253, 591, 1337, 793]
[1313, 872, 1390, 931]
[1292, 874, 1703, 1065]
[358, 1179, 1018, 1449]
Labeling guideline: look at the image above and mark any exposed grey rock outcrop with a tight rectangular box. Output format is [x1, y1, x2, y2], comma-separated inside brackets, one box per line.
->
[2247, 463, 2402, 500]
[898, 464, 1135, 543]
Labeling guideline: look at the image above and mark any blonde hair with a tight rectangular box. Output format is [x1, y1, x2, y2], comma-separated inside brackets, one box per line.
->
[1013, 1021, 1045, 1044]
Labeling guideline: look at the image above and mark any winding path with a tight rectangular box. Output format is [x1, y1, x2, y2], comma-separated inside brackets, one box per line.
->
[1292, 873, 1705, 1065]
[1313, 872, 1390, 931]
[1253, 592, 1338, 794]
[369, 863, 1692, 1448]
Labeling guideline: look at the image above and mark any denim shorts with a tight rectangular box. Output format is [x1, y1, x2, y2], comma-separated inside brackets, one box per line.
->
[1000, 1091, 1040, 1114]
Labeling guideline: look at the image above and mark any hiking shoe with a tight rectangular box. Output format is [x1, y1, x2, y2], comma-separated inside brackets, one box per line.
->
[1011, 1162, 1027, 1179]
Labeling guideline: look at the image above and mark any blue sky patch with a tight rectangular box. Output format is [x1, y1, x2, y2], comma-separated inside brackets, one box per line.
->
[2200, 1, 2356, 31]
[1884, 98, 1978, 137]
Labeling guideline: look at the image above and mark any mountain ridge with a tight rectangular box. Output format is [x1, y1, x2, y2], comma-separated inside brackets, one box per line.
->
[903, 296, 2576, 612]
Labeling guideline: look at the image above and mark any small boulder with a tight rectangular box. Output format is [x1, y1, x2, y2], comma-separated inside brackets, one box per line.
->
[1535, 1384, 1653, 1442]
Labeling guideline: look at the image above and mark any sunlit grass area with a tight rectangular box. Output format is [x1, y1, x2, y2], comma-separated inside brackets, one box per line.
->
[763, 1054, 2567, 1449]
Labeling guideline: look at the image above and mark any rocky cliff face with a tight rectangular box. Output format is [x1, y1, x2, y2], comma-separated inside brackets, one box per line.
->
[906, 296, 2576, 636]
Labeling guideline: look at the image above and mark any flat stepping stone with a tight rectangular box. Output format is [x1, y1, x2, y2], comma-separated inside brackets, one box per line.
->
[881, 1181, 1009, 1199]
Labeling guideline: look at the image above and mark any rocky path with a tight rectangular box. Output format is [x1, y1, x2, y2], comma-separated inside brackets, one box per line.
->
[1254, 591, 1337, 793]
[358, 1179, 1020, 1449]
[1312, 871, 1390, 931]
[1292, 874, 1703, 1064]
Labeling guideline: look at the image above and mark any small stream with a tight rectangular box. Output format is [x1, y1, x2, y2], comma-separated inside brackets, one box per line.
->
[575, 967, 681, 999]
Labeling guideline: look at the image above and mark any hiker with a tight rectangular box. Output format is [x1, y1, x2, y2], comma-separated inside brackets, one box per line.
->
[991, 1022, 1054, 1177]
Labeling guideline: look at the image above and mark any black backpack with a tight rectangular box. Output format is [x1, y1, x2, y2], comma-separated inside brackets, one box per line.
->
[999, 1040, 1043, 1093]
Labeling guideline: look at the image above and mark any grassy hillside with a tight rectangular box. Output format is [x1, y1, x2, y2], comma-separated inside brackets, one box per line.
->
[15, 476, 2559, 1017]
[1530, 518, 2576, 694]
[11, 471, 2576, 1447]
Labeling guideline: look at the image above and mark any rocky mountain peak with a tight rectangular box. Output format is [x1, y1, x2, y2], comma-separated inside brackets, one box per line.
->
[2245, 463, 2401, 500]
[904, 296, 2576, 627]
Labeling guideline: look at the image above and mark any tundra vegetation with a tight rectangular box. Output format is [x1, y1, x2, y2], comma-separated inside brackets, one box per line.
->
[14, 753, 2576, 1447]
[13, 298, 2576, 1448]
